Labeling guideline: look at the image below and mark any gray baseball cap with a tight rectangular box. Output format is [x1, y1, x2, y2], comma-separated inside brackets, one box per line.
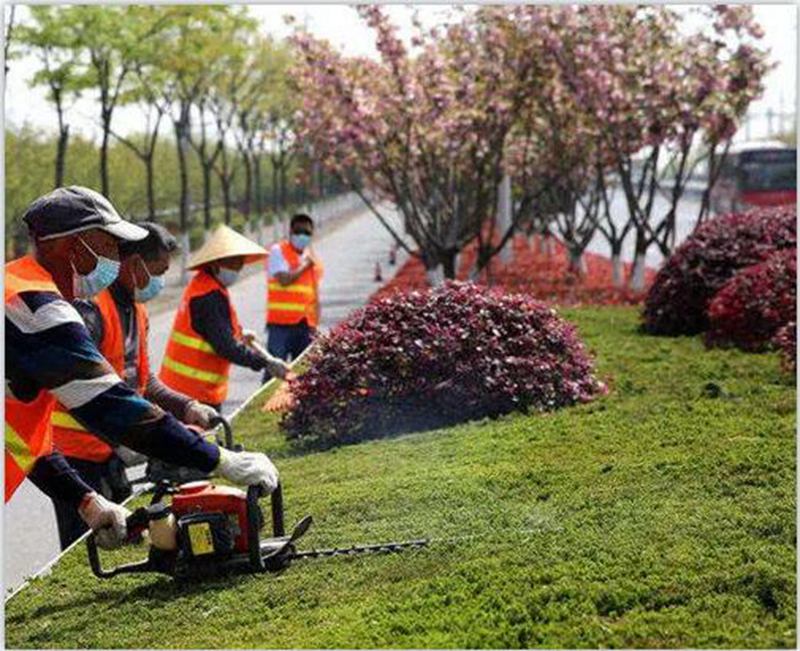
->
[23, 186, 147, 242]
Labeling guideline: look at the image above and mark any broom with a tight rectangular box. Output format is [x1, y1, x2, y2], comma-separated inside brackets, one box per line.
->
[242, 334, 299, 413]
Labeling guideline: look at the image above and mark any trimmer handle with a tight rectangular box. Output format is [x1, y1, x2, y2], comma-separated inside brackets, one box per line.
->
[245, 482, 285, 572]
[208, 414, 236, 450]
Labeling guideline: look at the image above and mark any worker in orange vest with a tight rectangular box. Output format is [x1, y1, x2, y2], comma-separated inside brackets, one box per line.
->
[265, 213, 323, 378]
[49, 222, 220, 549]
[160, 224, 290, 410]
[6, 187, 281, 550]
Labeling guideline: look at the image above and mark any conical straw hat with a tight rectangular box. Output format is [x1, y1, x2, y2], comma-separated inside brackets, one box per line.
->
[188, 224, 267, 270]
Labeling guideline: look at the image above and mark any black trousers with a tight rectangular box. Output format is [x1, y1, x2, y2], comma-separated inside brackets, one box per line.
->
[51, 455, 132, 550]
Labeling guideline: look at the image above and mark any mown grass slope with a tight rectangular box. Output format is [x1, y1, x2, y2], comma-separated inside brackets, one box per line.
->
[5, 307, 795, 648]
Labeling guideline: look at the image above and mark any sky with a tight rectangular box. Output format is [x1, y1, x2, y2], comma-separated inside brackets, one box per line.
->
[3, 4, 797, 142]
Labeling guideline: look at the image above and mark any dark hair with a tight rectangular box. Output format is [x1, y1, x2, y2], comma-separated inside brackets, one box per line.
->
[290, 213, 314, 230]
[119, 222, 179, 260]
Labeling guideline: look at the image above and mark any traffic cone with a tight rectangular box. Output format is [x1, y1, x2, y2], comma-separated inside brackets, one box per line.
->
[374, 261, 383, 282]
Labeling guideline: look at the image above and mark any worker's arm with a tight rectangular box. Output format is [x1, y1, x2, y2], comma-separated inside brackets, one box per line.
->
[269, 243, 311, 286]
[189, 291, 273, 371]
[6, 290, 219, 473]
[27, 452, 94, 507]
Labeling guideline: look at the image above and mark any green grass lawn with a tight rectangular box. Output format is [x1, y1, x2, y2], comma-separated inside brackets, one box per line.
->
[5, 307, 795, 648]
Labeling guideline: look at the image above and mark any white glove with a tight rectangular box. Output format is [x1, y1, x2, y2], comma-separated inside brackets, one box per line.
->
[78, 492, 131, 550]
[216, 447, 279, 493]
[184, 400, 219, 429]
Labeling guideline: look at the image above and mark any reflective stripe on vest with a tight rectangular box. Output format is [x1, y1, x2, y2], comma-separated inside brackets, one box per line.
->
[5, 256, 58, 501]
[159, 270, 240, 404]
[51, 288, 149, 463]
[266, 240, 322, 326]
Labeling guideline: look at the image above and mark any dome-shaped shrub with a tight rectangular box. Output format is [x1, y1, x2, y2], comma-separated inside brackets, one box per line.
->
[705, 249, 796, 351]
[774, 321, 796, 374]
[283, 282, 605, 445]
[642, 205, 796, 336]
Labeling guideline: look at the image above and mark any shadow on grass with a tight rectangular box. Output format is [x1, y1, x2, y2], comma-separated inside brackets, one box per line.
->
[7, 565, 296, 625]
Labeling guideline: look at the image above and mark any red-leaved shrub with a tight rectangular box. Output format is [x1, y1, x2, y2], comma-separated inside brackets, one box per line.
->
[705, 249, 796, 351]
[283, 282, 605, 445]
[774, 321, 796, 374]
[643, 205, 796, 335]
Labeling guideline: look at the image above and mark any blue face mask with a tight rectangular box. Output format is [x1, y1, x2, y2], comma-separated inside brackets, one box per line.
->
[291, 233, 311, 251]
[134, 260, 165, 303]
[73, 237, 120, 298]
[216, 267, 240, 287]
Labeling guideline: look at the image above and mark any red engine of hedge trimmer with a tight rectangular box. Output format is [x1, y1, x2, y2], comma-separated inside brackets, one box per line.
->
[87, 480, 315, 579]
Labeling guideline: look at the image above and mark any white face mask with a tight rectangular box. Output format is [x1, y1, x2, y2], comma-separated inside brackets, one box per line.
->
[72, 237, 120, 298]
[216, 267, 240, 287]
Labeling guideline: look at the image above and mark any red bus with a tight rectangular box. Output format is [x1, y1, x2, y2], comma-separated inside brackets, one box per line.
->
[710, 141, 796, 214]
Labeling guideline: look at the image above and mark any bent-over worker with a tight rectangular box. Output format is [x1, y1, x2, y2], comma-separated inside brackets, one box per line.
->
[6, 187, 279, 550]
[159, 224, 290, 411]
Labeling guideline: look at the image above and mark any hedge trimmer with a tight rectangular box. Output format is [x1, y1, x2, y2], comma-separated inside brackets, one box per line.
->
[87, 480, 428, 580]
[88, 407, 425, 579]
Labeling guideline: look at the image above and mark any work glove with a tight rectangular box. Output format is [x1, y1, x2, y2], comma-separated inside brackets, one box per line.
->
[241, 329, 260, 347]
[184, 400, 219, 429]
[245, 335, 291, 380]
[78, 492, 131, 550]
[216, 447, 279, 494]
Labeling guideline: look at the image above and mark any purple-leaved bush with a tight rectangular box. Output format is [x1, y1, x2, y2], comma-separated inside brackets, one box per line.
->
[643, 205, 796, 336]
[774, 321, 796, 374]
[705, 248, 796, 352]
[283, 282, 605, 445]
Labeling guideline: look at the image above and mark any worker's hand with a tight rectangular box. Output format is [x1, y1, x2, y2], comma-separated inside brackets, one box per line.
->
[285, 370, 298, 383]
[184, 400, 219, 429]
[300, 249, 315, 269]
[241, 329, 260, 347]
[216, 447, 279, 493]
[78, 492, 131, 550]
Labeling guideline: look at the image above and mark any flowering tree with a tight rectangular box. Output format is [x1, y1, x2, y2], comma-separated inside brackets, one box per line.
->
[292, 7, 557, 281]
[551, 5, 769, 288]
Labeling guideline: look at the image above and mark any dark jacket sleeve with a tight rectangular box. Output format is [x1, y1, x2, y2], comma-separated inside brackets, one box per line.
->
[144, 374, 194, 421]
[7, 290, 220, 475]
[28, 453, 94, 507]
[73, 299, 103, 347]
[189, 291, 266, 371]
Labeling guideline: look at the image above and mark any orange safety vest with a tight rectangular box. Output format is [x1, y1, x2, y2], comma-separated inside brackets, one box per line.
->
[159, 269, 241, 405]
[5, 256, 59, 501]
[266, 240, 323, 327]
[51, 289, 149, 463]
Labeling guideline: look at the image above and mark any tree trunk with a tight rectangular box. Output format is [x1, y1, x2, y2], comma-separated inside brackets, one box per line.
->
[242, 153, 253, 218]
[425, 265, 445, 287]
[55, 125, 69, 188]
[611, 249, 624, 288]
[100, 113, 111, 197]
[220, 177, 232, 224]
[440, 250, 457, 280]
[144, 155, 156, 221]
[202, 164, 213, 231]
[629, 230, 649, 291]
[567, 247, 583, 275]
[174, 115, 191, 282]
[279, 165, 287, 209]
[271, 163, 279, 212]
[254, 155, 262, 218]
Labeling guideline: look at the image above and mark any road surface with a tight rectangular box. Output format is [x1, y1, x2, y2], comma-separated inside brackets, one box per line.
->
[4, 202, 407, 593]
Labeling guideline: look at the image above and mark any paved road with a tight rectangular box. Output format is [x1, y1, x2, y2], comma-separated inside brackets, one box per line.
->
[4, 203, 407, 593]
